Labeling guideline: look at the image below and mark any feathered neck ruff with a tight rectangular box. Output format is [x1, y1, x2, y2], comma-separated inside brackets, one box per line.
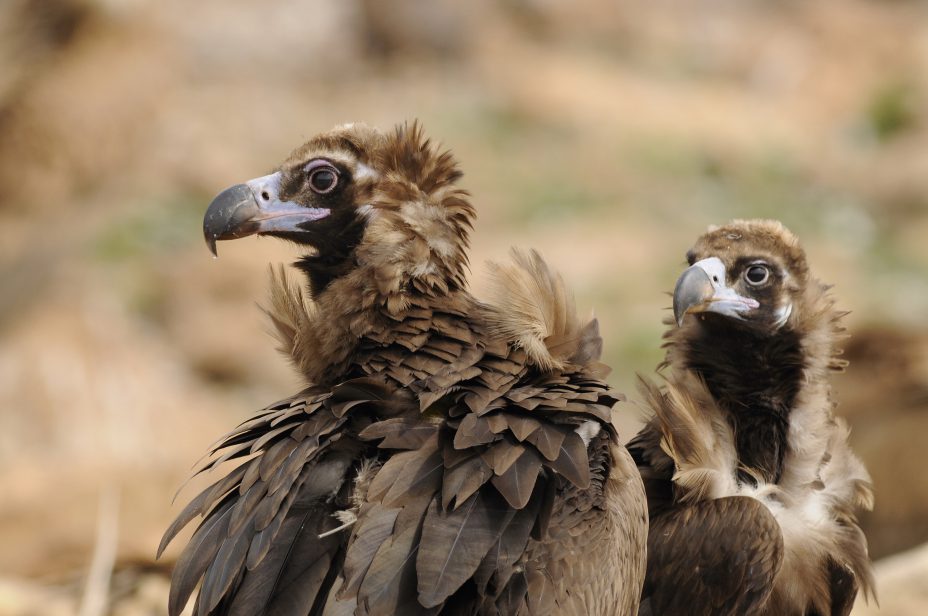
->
[652, 270, 855, 491]
[269, 124, 476, 385]
[330, 122, 474, 309]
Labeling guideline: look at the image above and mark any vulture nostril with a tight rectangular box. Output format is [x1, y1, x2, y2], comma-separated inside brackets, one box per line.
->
[261, 191, 270, 201]
[713, 276, 719, 283]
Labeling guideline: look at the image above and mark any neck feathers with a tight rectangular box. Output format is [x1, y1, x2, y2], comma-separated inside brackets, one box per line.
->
[265, 249, 605, 386]
[658, 277, 851, 489]
[345, 123, 475, 312]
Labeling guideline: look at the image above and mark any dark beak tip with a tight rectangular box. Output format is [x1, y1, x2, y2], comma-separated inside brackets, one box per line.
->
[202, 183, 258, 257]
[672, 265, 714, 327]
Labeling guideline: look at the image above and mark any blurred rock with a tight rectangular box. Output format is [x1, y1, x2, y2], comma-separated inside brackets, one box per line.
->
[0, 576, 73, 616]
[0, 566, 189, 616]
[837, 326, 928, 423]
[357, 0, 475, 59]
[0, 6, 171, 214]
[0, 0, 94, 101]
[836, 326, 928, 558]
[108, 567, 190, 616]
[853, 541, 928, 616]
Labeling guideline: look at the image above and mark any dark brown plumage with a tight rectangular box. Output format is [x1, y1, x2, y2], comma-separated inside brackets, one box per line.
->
[161, 123, 647, 616]
[629, 219, 874, 616]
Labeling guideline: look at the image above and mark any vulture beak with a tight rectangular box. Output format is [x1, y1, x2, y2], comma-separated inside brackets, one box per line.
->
[673, 257, 759, 326]
[203, 172, 331, 256]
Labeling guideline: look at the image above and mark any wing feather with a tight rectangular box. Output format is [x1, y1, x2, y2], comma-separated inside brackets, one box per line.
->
[416, 491, 510, 608]
[168, 497, 235, 616]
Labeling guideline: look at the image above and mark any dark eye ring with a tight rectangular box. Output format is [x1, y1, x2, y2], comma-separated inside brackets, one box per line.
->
[744, 264, 770, 285]
[309, 166, 339, 194]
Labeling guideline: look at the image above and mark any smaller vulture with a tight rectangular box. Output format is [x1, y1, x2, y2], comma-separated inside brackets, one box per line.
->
[160, 122, 647, 616]
[629, 219, 874, 616]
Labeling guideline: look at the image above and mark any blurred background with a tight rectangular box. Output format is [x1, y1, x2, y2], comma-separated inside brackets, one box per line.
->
[1, 0, 926, 614]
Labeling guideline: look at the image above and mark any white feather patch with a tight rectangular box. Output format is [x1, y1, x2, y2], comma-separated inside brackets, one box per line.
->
[357, 203, 377, 220]
[354, 162, 379, 182]
[575, 420, 601, 446]
[773, 302, 793, 329]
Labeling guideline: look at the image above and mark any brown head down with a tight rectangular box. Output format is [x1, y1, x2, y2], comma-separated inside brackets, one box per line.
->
[204, 122, 474, 306]
[673, 219, 810, 334]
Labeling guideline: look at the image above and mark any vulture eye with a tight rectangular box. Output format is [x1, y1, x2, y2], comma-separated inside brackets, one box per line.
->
[308, 166, 339, 194]
[744, 264, 770, 286]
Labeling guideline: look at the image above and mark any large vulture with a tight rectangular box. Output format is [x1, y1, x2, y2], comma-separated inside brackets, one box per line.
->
[629, 219, 874, 616]
[160, 123, 647, 616]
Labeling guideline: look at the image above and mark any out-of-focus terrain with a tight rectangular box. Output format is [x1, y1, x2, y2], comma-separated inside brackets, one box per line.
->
[0, 0, 926, 614]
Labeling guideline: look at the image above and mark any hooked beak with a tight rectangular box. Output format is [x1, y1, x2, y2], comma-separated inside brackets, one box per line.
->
[672, 257, 759, 326]
[203, 172, 331, 256]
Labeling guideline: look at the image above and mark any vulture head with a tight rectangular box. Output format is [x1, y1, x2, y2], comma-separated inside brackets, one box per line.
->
[203, 122, 474, 301]
[672, 219, 810, 332]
